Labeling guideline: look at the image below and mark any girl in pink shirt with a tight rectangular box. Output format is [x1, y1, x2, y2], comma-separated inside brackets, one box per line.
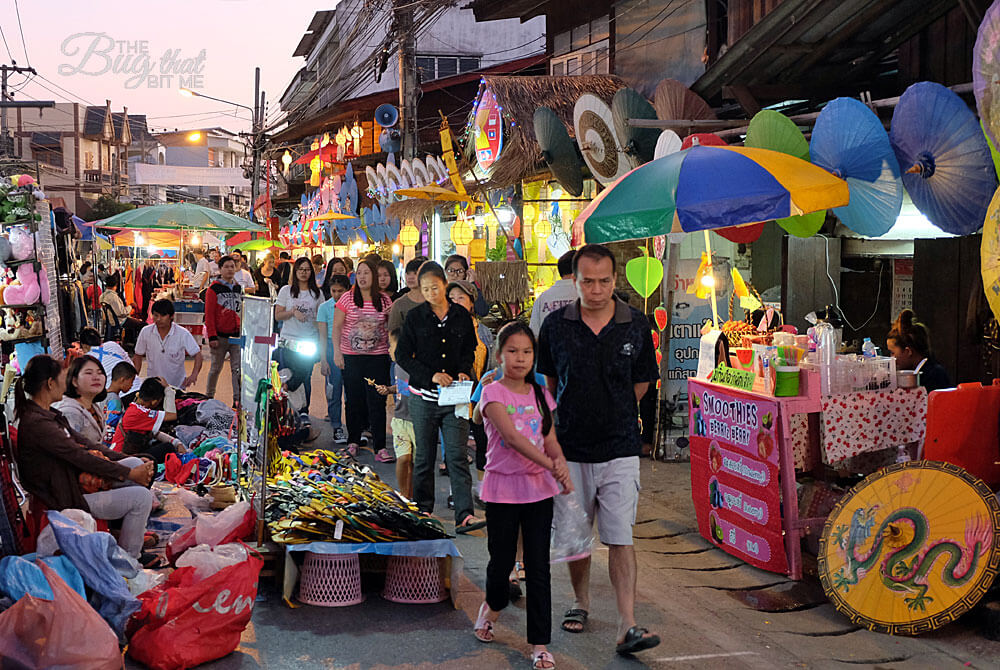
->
[473, 322, 572, 670]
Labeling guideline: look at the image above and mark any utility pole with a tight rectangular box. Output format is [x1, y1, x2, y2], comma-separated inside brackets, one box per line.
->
[250, 67, 261, 222]
[395, 0, 418, 160]
[0, 65, 53, 158]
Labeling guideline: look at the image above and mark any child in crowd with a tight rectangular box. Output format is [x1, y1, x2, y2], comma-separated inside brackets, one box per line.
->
[110, 377, 186, 464]
[376, 329, 414, 499]
[472, 321, 572, 670]
[318, 274, 352, 443]
[103, 361, 138, 446]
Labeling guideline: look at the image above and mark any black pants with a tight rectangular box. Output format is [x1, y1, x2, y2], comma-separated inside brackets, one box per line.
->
[342, 354, 390, 451]
[472, 421, 487, 471]
[486, 498, 553, 645]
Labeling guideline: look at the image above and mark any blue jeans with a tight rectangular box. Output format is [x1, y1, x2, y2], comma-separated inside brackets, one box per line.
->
[409, 395, 472, 523]
[325, 340, 343, 430]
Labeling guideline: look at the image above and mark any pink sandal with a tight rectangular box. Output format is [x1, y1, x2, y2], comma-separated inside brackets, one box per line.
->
[473, 602, 494, 643]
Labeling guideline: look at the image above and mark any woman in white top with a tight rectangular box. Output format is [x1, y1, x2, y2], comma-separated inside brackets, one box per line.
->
[53, 355, 109, 446]
[275, 257, 324, 411]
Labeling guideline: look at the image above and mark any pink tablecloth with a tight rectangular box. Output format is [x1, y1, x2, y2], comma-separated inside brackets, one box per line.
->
[790, 387, 928, 468]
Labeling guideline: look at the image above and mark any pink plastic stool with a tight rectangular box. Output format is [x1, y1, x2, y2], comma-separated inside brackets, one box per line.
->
[298, 552, 364, 607]
[382, 555, 448, 604]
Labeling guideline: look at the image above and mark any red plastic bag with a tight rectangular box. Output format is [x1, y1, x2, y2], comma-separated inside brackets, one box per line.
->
[128, 548, 263, 670]
[165, 504, 256, 564]
[164, 453, 198, 485]
[0, 562, 121, 669]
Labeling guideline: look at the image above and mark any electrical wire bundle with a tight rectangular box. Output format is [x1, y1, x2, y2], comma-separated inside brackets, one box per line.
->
[266, 449, 448, 543]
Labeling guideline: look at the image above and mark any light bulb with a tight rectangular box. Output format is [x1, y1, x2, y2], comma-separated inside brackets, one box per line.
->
[392, 243, 401, 254]
[135, 232, 144, 245]
[190, 233, 200, 246]
[700, 273, 716, 288]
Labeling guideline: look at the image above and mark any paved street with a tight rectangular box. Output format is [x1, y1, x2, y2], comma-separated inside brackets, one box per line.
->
[127, 359, 1000, 669]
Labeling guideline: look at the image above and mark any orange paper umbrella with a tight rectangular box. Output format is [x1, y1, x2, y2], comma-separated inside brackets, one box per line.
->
[819, 461, 1000, 635]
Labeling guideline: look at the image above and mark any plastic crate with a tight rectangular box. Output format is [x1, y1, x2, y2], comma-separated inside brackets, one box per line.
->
[822, 355, 896, 395]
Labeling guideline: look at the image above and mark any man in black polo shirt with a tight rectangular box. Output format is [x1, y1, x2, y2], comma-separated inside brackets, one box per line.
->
[537, 243, 661, 655]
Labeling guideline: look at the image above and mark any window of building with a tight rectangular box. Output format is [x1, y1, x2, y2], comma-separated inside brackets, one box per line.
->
[32, 146, 63, 168]
[552, 15, 611, 58]
[208, 148, 216, 167]
[550, 15, 610, 78]
[85, 151, 95, 169]
[415, 55, 480, 81]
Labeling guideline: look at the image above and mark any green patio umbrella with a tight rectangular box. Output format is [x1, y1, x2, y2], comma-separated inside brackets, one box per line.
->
[232, 238, 286, 252]
[96, 202, 264, 232]
[744, 110, 826, 237]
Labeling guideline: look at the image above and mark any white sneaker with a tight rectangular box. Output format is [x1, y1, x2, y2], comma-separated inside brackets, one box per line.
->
[334, 427, 348, 444]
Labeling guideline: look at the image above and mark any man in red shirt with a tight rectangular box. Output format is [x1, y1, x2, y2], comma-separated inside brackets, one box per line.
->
[205, 255, 242, 401]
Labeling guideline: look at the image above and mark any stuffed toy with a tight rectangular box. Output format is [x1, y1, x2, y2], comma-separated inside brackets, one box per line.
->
[37, 266, 49, 305]
[4, 264, 40, 304]
[8, 226, 33, 261]
[24, 312, 42, 337]
[0, 312, 18, 341]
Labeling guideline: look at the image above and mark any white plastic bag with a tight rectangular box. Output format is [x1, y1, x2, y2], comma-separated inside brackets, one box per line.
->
[550, 494, 593, 564]
[36, 509, 97, 557]
[175, 543, 248, 581]
[194, 501, 251, 547]
[127, 568, 168, 596]
[174, 487, 212, 511]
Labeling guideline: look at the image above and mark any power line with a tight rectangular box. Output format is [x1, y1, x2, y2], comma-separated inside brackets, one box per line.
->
[13, 0, 29, 66]
[0, 24, 12, 62]
[34, 73, 98, 106]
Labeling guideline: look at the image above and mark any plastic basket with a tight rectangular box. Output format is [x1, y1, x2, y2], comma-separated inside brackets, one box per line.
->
[382, 556, 448, 604]
[822, 355, 896, 395]
[298, 552, 364, 607]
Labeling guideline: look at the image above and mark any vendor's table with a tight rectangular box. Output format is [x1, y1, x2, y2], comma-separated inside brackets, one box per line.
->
[688, 374, 928, 580]
[281, 539, 463, 607]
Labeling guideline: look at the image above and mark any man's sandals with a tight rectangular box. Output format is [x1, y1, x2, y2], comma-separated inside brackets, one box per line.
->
[615, 626, 660, 655]
[561, 608, 588, 633]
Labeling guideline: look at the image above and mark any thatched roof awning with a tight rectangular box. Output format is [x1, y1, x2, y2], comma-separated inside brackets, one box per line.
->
[465, 75, 626, 188]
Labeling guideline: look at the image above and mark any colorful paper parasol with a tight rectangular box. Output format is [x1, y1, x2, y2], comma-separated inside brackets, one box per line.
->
[393, 185, 470, 202]
[573, 145, 849, 244]
[681, 133, 726, 149]
[308, 210, 356, 221]
[981, 187, 1000, 320]
[974, 0, 1000, 150]
[811, 97, 903, 237]
[293, 144, 339, 165]
[890, 81, 997, 235]
[819, 461, 1000, 635]
[745, 110, 826, 238]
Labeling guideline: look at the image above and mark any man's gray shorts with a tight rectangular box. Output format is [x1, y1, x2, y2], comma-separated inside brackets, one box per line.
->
[554, 456, 640, 547]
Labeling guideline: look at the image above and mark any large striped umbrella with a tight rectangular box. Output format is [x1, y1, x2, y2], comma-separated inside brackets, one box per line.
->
[573, 145, 849, 244]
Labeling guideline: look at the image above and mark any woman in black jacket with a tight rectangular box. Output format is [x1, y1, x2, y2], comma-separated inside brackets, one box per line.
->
[395, 261, 484, 532]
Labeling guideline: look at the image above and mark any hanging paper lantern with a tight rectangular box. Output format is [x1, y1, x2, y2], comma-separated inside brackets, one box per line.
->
[309, 155, 322, 187]
[469, 238, 487, 261]
[535, 218, 552, 238]
[451, 218, 474, 245]
[523, 203, 538, 222]
[510, 216, 521, 239]
[312, 221, 323, 244]
[279, 225, 290, 246]
[399, 223, 420, 246]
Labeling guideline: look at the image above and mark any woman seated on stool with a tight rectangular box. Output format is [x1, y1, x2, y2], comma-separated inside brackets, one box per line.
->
[14, 355, 160, 566]
[53, 355, 110, 446]
[887, 309, 952, 392]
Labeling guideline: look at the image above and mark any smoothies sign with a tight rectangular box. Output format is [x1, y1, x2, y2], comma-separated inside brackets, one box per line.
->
[689, 380, 788, 574]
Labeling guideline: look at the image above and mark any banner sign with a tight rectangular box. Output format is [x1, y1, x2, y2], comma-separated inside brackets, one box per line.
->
[710, 365, 755, 391]
[689, 379, 788, 574]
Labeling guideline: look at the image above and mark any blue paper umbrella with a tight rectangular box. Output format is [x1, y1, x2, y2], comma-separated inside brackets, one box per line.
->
[811, 97, 903, 237]
[890, 81, 998, 235]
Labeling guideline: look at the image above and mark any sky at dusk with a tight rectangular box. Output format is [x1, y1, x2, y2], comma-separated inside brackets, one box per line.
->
[0, 0, 322, 133]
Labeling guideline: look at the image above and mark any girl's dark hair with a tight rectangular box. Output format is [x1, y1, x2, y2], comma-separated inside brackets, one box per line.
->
[15, 354, 63, 419]
[378, 259, 399, 297]
[351, 258, 385, 311]
[290, 257, 321, 299]
[80, 261, 92, 277]
[445, 254, 469, 272]
[888, 309, 931, 358]
[64, 354, 108, 402]
[79, 327, 102, 347]
[417, 260, 447, 286]
[495, 321, 552, 436]
[322, 258, 353, 298]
